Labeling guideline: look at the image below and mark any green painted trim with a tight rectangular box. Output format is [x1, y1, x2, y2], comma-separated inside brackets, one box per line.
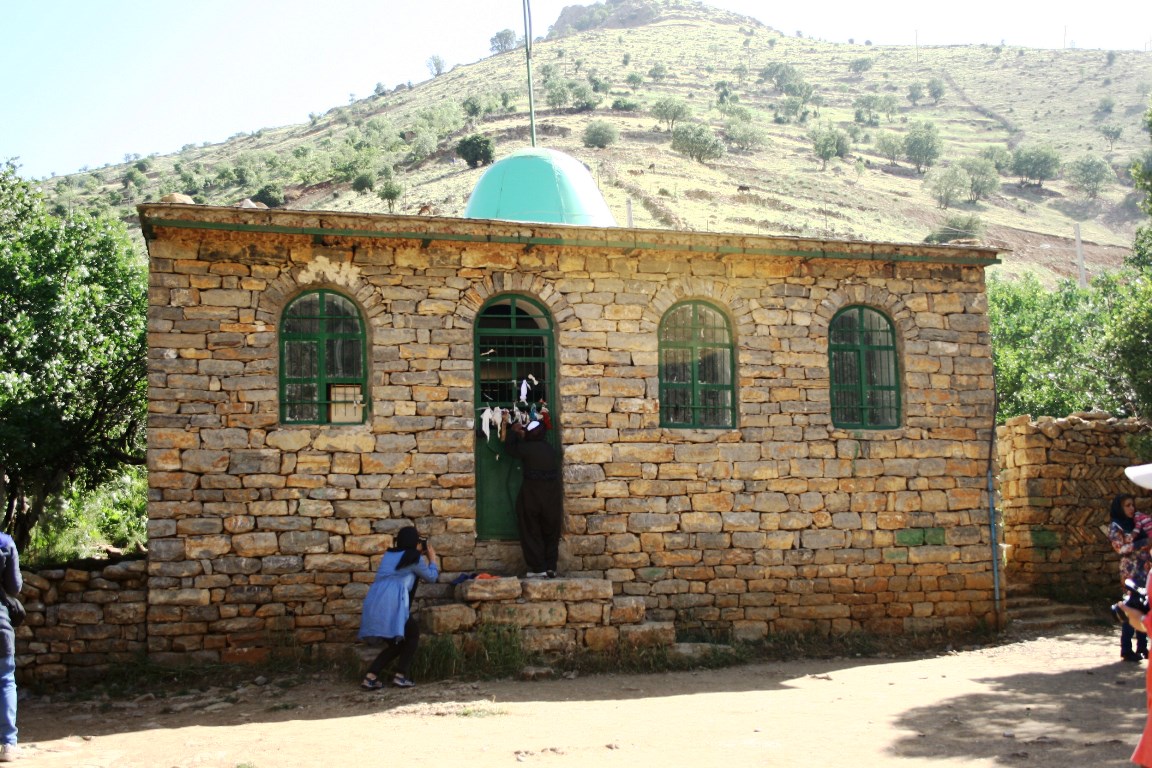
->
[142, 216, 1002, 266]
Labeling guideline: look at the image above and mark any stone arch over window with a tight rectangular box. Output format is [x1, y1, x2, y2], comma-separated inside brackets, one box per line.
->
[278, 289, 369, 424]
[827, 305, 901, 429]
[658, 300, 738, 429]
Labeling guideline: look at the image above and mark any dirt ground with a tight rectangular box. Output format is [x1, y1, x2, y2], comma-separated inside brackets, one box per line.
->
[13, 623, 1150, 768]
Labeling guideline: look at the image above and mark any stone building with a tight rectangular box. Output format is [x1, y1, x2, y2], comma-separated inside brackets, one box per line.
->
[139, 155, 1003, 661]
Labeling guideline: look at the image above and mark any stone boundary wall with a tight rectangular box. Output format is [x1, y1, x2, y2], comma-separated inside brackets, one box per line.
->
[13, 559, 148, 686]
[998, 412, 1149, 599]
[12, 563, 666, 686]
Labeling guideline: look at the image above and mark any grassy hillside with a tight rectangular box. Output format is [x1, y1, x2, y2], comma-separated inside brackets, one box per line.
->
[43, 0, 1152, 282]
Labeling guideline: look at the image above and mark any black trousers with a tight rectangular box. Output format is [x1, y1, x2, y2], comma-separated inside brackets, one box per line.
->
[366, 617, 420, 678]
[517, 479, 563, 572]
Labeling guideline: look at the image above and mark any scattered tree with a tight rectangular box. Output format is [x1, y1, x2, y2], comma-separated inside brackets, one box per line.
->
[251, 183, 285, 207]
[927, 77, 946, 104]
[957, 157, 1000, 202]
[648, 62, 668, 81]
[671, 123, 725, 163]
[904, 121, 943, 173]
[980, 145, 1013, 173]
[651, 97, 691, 132]
[1099, 123, 1123, 151]
[849, 57, 874, 75]
[1066, 154, 1115, 199]
[489, 29, 518, 54]
[582, 120, 619, 149]
[426, 55, 446, 77]
[925, 166, 967, 208]
[625, 72, 644, 91]
[875, 132, 904, 165]
[809, 124, 851, 170]
[377, 179, 402, 213]
[725, 118, 767, 152]
[907, 82, 924, 106]
[456, 134, 495, 167]
[1011, 144, 1062, 187]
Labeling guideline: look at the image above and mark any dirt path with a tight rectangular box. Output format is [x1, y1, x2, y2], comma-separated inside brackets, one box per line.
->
[15, 624, 1148, 768]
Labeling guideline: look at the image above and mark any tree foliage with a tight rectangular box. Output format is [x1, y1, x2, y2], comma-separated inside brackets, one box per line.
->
[1011, 145, 1061, 187]
[1066, 154, 1115, 199]
[957, 157, 1000, 202]
[904, 121, 942, 173]
[582, 120, 619, 149]
[377, 179, 403, 212]
[651, 97, 691, 132]
[809, 124, 851, 170]
[489, 29, 519, 54]
[455, 134, 494, 167]
[670, 123, 725, 163]
[875, 132, 904, 166]
[927, 77, 946, 104]
[0, 162, 147, 549]
[924, 166, 967, 208]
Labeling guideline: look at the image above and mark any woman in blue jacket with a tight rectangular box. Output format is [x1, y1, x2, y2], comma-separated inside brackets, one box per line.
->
[358, 526, 439, 690]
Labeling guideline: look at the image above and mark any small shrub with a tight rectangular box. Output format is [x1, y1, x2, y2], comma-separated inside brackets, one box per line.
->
[351, 173, 375, 193]
[456, 134, 495, 168]
[582, 120, 619, 149]
[611, 98, 640, 111]
[251, 183, 285, 208]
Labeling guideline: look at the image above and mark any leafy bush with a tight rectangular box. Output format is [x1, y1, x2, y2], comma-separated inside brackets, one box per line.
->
[456, 134, 495, 168]
[351, 173, 375, 193]
[251, 183, 285, 207]
[924, 214, 984, 243]
[611, 98, 640, 111]
[582, 120, 619, 148]
[671, 123, 724, 163]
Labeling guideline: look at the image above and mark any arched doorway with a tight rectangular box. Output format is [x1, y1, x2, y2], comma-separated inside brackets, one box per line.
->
[473, 295, 558, 540]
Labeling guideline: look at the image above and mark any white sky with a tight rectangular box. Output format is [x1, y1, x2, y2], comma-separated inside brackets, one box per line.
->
[2, 0, 1150, 179]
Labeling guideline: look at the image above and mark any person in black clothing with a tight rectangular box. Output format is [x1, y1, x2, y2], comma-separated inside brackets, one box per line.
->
[504, 419, 563, 578]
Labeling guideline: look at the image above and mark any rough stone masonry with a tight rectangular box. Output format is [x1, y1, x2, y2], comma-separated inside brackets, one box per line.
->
[138, 204, 1002, 663]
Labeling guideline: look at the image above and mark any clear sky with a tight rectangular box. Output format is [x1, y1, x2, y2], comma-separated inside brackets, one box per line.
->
[3, 0, 1150, 179]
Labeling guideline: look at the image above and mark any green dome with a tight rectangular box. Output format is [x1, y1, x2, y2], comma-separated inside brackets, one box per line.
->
[464, 147, 617, 227]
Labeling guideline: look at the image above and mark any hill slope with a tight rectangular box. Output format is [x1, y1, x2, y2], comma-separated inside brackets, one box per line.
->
[44, 0, 1152, 282]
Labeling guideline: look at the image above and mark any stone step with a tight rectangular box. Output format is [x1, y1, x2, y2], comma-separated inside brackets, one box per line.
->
[1005, 595, 1104, 632]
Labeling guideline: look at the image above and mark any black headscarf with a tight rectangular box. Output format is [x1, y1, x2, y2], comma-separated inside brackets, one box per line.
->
[389, 526, 422, 569]
[1112, 494, 1137, 533]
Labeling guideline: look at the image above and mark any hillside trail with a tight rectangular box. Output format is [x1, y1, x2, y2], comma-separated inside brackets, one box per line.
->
[14, 623, 1147, 768]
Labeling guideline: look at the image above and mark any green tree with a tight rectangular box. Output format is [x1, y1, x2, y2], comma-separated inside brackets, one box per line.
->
[957, 157, 999, 202]
[875, 132, 904, 166]
[877, 94, 899, 122]
[377, 179, 403, 213]
[925, 166, 967, 208]
[648, 62, 668, 82]
[853, 94, 880, 126]
[545, 80, 571, 109]
[758, 62, 800, 92]
[927, 77, 946, 104]
[903, 120, 942, 173]
[1099, 123, 1123, 151]
[568, 82, 601, 112]
[1066, 154, 1115, 199]
[625, 72, 644, 91]
[1125, 105, 1152, 271]
[907, 82, 924, 106]
[725, 118, 767, 152]
[1011, 144, 1061, 187]
[1104, 276, 1152, 418]
[0, 162, 147, 549]
[426, 54, 446, 77]
[582, 120, 619, 148]
[456, 134, 495, 167]
[651, 97, 691, 132]
[671, 123, 725, 163]
[848, 57, 873, 74]
[490, 29, 518, 54]
[980, 145, 1013, 173]
[809, 124, 851, 170]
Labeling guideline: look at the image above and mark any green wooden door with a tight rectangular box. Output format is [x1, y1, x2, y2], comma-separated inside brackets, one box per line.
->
[474, 296, 557, 540]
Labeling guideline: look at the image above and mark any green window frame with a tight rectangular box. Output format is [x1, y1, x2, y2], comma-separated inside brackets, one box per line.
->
[279, 289, 368, 425]
[829, 305, 901, 429]
[658, 301, 737, 429]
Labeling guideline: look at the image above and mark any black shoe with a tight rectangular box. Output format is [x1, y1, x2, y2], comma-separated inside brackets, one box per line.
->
[1122, 650, 1142, 663]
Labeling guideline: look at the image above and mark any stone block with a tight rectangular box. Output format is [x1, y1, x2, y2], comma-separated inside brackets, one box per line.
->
[479, 601, 566, 627]
[457, 578, 522, 602]
[421, 604, 478, 634]
[521, 578, 613, 602]
[619, 621, 675, 648]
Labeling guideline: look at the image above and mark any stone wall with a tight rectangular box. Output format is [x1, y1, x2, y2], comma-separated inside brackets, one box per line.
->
[998, 412, 1149, 599]
[138, 204, 1004, 661]
[14, 559, 148, 686]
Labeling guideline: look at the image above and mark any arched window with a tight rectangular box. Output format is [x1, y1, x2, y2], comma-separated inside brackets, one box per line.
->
[829, 306, 900, 429]
[279, 290, 367, 424]
[659, 301, 736, 428]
